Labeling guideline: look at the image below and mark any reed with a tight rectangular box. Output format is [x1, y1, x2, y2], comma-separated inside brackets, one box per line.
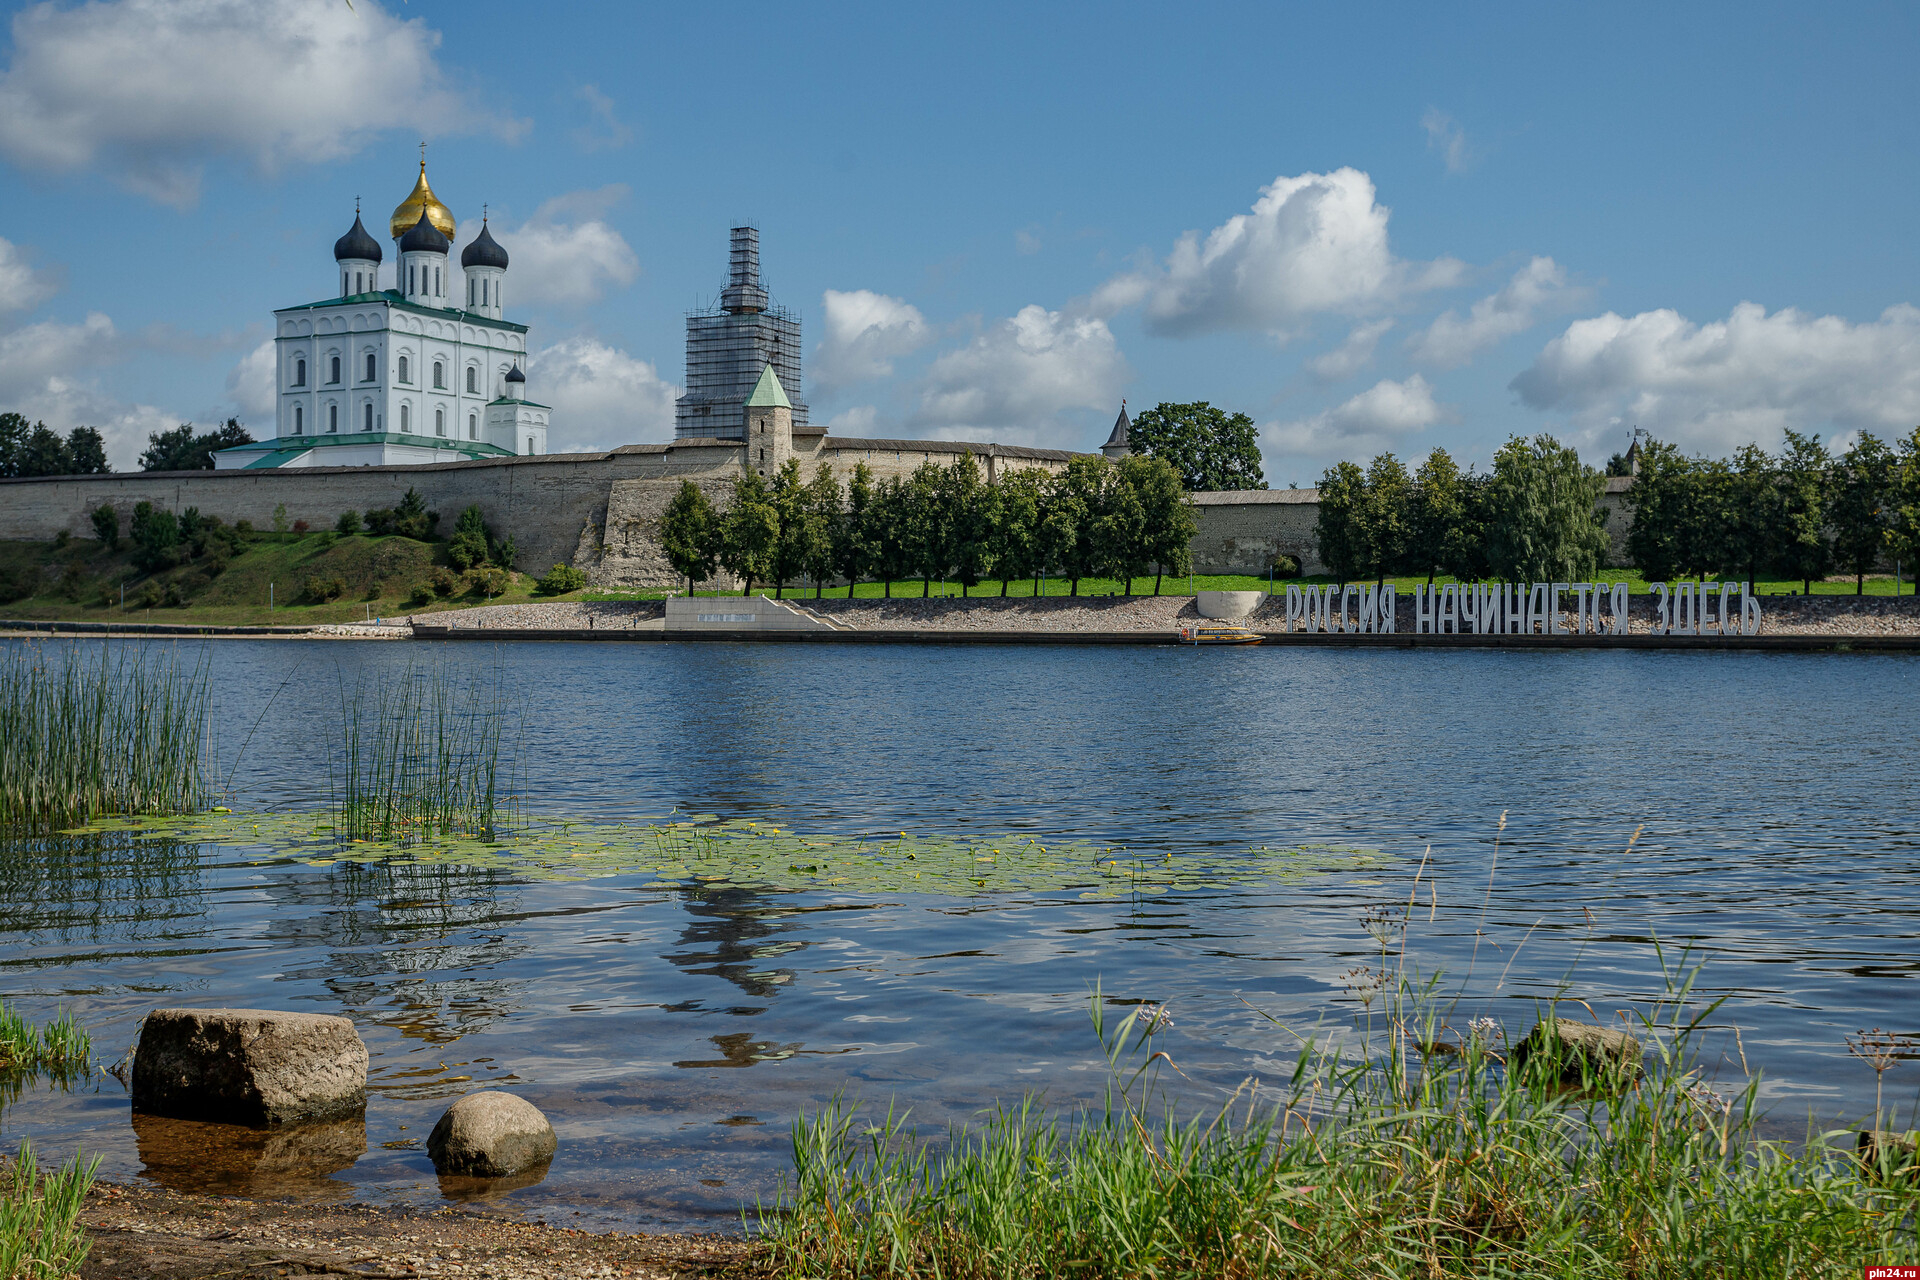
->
[0, 643, 210, 832]
[0, 1140, 97, 1280]
[334, 660, 514, 842]
[0, 1002, 90, 1076]
[763, 964, 1917, 1277]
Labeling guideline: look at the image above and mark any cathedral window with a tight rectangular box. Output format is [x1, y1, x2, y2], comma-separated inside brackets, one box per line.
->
[294, 358, 306, 387]
[467, 278, 474, 306]
[294, 405, 303, 433]
[483, 278, 490, 306]
[364, 403, 374, 432]
[466, 366, 477, 393]
[329, 356, 340, 384]
[436, 409, 445, 437]
[435, 268, 441, 295]
[400, 404, 409, 432]
[398, 356, 410, 384]
[433, 361, 445, 389]
[366, 352, 377, 382]
[328, 405, 338, 432]
[527, 436, 535, 455]
[468, 414, 476, 439]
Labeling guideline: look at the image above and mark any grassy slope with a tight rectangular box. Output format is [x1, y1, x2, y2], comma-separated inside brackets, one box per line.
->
[0, 534, 557, 626]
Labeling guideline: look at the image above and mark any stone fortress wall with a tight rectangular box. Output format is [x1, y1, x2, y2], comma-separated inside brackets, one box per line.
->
[0, 439, 1636, 590]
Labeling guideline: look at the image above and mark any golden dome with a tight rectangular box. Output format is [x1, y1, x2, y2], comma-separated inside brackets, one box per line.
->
[389, 162, 456, 241]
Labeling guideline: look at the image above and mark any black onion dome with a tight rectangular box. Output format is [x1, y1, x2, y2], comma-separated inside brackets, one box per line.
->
[398, 207, 450, 255]
[461, 220, 509, 270]
[504, 362, 525, 384]
[333, 213, 383, 263]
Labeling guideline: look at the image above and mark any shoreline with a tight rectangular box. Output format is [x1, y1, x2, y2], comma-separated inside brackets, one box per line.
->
[80, 1177, 756, 1279]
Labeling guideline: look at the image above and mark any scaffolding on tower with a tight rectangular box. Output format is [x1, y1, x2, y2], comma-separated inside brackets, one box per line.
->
[675, 226, 809, 440]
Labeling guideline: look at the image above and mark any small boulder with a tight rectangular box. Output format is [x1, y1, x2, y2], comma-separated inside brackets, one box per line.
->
[1509, 1018, 1643, 1085]
[131, 1008, 367, 1126]
[428, 1092, 557, 1177]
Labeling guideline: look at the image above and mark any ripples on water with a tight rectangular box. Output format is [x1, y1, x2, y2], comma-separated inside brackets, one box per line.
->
[0, 639, 1915, 1228]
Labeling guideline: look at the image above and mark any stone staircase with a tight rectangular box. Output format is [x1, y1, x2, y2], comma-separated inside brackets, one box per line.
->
[768, 598, 857, 631]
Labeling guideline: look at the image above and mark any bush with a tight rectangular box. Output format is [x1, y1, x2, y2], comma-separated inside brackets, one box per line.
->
[57, 564, 87, 601]
[537, 563, 587, 595]
[203, 546, 230, 577]
[90, 503, 119, 549]
[446, 531, 489, 572]
[233, 518, 254, 537]
[138, 581, 164, 609]
[53, 529, 70, 550]
[291, 519, 309, 534]
[128, 501, 183, 573]
[335, 510, 362, 535]
[162, 581, 186, 607]
[476, 567, 509, 598]
[408, 581, 436, 606]
[364, 508, 395, 536]
[303, 575, 346, 603]
[1271, 554, 1300, 579]
[0, 565, 40, 604]
[430, 566, 458, 597]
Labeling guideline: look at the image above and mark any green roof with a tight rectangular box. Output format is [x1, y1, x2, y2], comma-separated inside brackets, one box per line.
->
[274, 290, 529, 335]
[214, 433, 514, 468]
[745, 364, 791, 409]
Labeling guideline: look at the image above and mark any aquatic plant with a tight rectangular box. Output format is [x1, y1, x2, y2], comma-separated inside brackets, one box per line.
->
[0, 643, 210, 832]
[333, 661, 514, 842]
[761, 873, 1920, 1278]
[0, 1002, 90, 1076]
[0, 1140, 97, 1280]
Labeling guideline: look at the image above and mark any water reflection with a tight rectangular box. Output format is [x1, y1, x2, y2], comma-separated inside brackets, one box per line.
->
[0, 832, 205, 947]
[131, 1112, 367, 1200]
[663, 887, 808, 1001]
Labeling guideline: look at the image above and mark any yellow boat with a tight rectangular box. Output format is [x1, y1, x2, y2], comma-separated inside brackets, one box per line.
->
[1178, 623, 1264, 646]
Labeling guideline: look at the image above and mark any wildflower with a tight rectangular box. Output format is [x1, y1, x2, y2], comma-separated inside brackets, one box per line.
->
[1468, 1017, 1502, 1043]
[1138, 1004, 1173, 1034]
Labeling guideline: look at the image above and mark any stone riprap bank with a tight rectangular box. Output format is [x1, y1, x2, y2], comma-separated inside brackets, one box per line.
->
[0, 437, 1637, 589]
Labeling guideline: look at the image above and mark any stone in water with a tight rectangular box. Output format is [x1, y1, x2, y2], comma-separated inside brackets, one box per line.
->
[132, 1008, 368, 1126]
[428, 1091, 558, 1177]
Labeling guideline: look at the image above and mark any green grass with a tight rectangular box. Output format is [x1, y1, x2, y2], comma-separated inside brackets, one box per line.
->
[0, 644, 209, 832]
[0, 533, 548, 625]
[604, 569, 1920, 602]
[0, 1002, 90, 1076]
[0, 1140, 97, 1280]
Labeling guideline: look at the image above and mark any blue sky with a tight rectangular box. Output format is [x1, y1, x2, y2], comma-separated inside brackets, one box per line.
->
[4, 0, 1919, 477]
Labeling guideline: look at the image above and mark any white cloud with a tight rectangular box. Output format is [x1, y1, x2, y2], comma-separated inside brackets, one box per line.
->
[1090, 169, 1463, 337]
[1264, 375, 1444, 456]
[1307, 318, 1394, 381]
[571, 84, 632, 152]
[0, 238, 58, 315]
[813, 289, 931, 390]
[0, 312, 182, 467]
[1422, 107, 1472, 174]
[0, 0, 521, 207]
[826, 405, 880, 434]
[1014, 228, 1043, 255]
[1407, 256, 1572, 368]
[913, 305, 1127, 442]
[472, 187, 639, 307]
[225, 338, 276, 418]
[1510, 301, 1920, 454]
[526, 336, 678, 450]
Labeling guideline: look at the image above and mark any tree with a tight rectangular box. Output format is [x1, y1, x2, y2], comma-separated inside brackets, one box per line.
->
[140, 418, 253, 471]
[1048, 456, 1111, 595]
[1127, 455, 1195, 594]
[1408, 448, 1468, 585]
[1775, 428, 1832, 594]
[19, 424, 70, 477]
[335, 510, 363, 535]
[1099, 457, 1156, 593]
[1719, 448, 1772, 587]
[906, 461, 951, 596]
[1484, 433, 1609, 583]
[65, 427, 109, 475]
[769, 459, 829, 597]
[832, 463, 879, 595]
[1625, 440, 1695, 582]
[869, 477, 916, 598]
[991, 467, 1050, 597]
[718, 471, 778, 595]
[1889, 427, 1920, 596]
[446, 505, 494, 571]
[0, 413, 26, 477]
[944, 452, 998, 595]
[1360, 452, 1412, 586]
[659, 481, 719, 594]
[92, 503, 120, 549]
[801, 463, 843, 598]
[128, 501, 182, 573]
[1314, 460, 1369, 584]
[1831, 431, 1894, 594]
[1127, 402, 1265, 491]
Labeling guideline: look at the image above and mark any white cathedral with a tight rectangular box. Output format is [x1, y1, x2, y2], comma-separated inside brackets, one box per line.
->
[214, 160, 550, 469]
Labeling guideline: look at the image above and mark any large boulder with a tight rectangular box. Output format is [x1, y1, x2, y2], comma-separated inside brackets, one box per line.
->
[428, 1092, 557, 1177]
[131, 1008, 368, 1126]
[1509, 1018, 1643, 1086]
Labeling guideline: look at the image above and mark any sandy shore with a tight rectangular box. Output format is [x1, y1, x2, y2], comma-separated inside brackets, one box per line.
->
[81, 1179, 754, 1280]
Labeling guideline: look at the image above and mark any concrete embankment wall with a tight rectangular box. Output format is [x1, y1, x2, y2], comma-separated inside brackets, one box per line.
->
[0, 459, 1637, 581]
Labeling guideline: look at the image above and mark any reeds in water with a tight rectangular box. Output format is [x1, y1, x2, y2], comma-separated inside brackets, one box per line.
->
[0, 1002, 89, 1076]
[0, 643, 209, 832]
[764, 971, 1917, 1277]
[0, 1140, 97, 1280]
[334, 661, 513, 842]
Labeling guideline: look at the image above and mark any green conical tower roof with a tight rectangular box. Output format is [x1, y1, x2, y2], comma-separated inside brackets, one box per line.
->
[744, 363, 791, 409]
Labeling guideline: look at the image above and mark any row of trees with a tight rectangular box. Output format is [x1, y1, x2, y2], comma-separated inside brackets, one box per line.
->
[659, 453, 1197, 597]
[1626, 427, 1920, 593]
[0, 413, 109, 477]
[1315, 434, 1611, 585]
